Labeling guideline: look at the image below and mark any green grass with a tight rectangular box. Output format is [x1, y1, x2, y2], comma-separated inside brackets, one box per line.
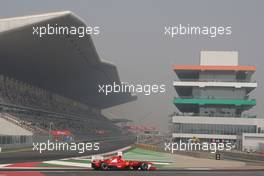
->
[62, 159, 91, 164]
[124, 147, 172, 164]
[0, 147, 32, 154]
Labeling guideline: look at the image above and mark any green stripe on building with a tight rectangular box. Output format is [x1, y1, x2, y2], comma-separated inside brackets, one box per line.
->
[173, 98, 256, 105]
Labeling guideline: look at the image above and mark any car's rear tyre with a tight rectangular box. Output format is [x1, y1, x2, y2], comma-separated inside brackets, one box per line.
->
[140, 163, 148, 171]
[128, 166, 134, 170]
[133, 166, 139, 170]
[100, 163, 109, 171]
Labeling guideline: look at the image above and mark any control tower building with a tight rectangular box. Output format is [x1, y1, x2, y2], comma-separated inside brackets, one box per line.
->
[172, 51, 264, 151]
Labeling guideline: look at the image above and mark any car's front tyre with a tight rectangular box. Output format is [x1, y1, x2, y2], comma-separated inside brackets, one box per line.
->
[140, 163, 149, 171]
[100, 162, 109, 171]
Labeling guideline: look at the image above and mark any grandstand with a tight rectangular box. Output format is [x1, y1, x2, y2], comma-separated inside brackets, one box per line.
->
[0, 11, 136, 149]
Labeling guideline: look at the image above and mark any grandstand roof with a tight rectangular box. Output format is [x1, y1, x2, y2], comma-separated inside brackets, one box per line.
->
[0, 11, 136, 108]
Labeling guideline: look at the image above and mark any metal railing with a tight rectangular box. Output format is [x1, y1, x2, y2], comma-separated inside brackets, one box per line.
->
[174, 79, 257, 83]
[171, 112, 257, 118]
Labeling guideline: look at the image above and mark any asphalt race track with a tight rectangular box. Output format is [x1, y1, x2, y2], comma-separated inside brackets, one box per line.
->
[0, 136, 135, 164]
[44, 171, 264, 176]
[0, 171, 264, 176]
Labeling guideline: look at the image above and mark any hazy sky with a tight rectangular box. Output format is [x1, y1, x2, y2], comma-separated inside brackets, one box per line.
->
[1, 0, 263, 131]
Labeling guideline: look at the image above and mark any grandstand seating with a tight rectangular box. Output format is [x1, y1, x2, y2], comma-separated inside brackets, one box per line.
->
[0, 74, 126, 142]
[0, 75, 99, 118]
[5, 111, 124, 140]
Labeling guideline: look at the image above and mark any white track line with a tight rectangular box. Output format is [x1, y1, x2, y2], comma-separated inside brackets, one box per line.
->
[43, 160, 91, 168]
[0, 164, 11, 168]
[152, 162, 170, 165]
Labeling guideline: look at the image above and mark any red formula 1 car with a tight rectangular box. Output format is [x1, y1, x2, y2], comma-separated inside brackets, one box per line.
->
[91, 155, 156, 171]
